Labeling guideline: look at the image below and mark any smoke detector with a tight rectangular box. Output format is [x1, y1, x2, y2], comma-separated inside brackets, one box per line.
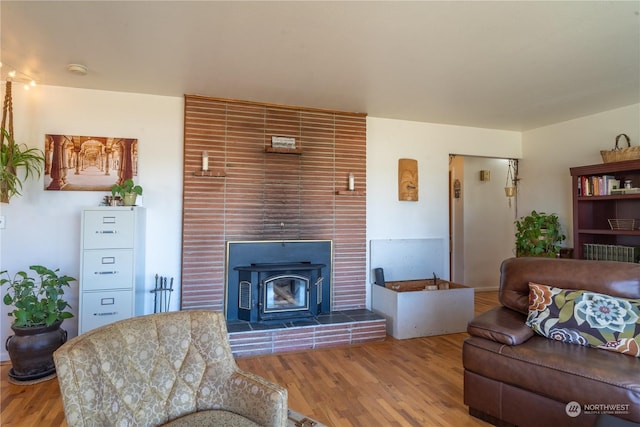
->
[67, 64, 88, 75]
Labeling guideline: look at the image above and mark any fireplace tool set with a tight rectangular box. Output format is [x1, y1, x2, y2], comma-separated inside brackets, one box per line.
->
[151, 274, 174, 313]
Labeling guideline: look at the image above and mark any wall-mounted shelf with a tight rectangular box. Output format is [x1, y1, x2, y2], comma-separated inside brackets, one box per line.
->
[336, 190, 365, 196]
[194, 170, 226, 177]
[265, 147, 303, 155]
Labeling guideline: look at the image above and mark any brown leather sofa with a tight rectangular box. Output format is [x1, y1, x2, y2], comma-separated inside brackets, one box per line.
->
[463, 257, 640, 427]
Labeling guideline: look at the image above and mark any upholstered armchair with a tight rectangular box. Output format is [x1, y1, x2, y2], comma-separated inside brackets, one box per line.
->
[54, 310, 288, 427]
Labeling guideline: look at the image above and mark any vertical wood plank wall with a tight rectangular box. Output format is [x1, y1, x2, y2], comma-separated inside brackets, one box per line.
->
[182, 95, 367, 313]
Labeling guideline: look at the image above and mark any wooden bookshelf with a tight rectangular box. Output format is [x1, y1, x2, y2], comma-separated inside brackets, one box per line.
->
[570, 159, 640, 261]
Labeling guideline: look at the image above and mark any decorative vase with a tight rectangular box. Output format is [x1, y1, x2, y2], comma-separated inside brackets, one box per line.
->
[6, 320, 67, 382]
[123, 192, 137, 206]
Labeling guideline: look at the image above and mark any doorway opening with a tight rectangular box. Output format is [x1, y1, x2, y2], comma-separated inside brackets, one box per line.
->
[449, 155, 519, 290]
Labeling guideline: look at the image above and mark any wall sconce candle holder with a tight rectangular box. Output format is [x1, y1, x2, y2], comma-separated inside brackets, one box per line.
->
[194, 150, 226, 178]
[202, 151, 209, 171]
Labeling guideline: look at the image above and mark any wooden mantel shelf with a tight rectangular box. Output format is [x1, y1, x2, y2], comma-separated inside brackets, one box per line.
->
[336, 190, 365, 196]
[193, 170, 226, 178]
[265, 147, 303, 155]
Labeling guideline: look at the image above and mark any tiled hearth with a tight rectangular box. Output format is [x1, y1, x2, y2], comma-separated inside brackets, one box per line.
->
[227, 309, 386, 357]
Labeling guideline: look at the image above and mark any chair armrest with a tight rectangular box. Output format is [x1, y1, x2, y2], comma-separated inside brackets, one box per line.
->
[467, 306, 534, 345]
[222, 369, 288, 427]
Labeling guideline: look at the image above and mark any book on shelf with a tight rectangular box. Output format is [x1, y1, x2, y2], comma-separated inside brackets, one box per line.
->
[610, 187, 640, 195]
[577, 175, 620, 196]
[607, 178, 621, 195]
[583, 243, 640, 263]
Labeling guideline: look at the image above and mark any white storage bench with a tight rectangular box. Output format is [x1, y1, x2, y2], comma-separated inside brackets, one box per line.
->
[371, 280, 474, 339]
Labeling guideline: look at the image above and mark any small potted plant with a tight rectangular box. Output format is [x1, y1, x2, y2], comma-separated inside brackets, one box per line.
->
[111, 178, 143, 206]
[514, 210, 566, 258]
[1, 265, 76, 382]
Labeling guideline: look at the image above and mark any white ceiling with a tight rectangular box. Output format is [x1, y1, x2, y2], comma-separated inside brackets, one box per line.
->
[1, 1, 639, 131]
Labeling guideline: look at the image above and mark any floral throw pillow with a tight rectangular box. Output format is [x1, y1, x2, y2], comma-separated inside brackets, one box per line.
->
[526, 282, 640, 358]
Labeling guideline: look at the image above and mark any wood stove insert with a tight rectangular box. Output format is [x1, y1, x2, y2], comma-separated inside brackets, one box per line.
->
[225, 240, 333, 323]
[234, 262, 325, 322]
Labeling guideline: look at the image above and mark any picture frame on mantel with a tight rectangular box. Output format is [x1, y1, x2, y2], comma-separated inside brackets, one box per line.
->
[44, 134, 138, 191]
[271, 136, 296, 149]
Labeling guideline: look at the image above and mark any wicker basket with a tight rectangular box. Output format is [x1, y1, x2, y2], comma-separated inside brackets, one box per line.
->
[608, 219, 637, 230]
[601, 134, 640, 163]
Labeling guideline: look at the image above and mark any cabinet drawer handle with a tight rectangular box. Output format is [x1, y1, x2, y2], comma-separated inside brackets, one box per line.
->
[94, 271, 118, 275]
[102, 216, 117, 224]
[96, 230, 118, 234]
[93, 312, 118, 316]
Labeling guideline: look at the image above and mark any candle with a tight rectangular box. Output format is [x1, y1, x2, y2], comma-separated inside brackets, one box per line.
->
[348, 173, 355, 191]
[202, 151, 209, 171]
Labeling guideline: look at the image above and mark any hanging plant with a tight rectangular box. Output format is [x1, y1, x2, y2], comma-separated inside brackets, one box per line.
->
[504, 159, 518, 206]
[0, 81, 44, 203]
[1, 128, 45, 203]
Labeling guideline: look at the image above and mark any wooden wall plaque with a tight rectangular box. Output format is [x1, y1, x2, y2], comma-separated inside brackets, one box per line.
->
[398, 158, 418, 201]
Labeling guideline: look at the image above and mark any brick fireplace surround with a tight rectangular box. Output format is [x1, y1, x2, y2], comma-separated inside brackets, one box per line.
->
[181, 96, 386, 356]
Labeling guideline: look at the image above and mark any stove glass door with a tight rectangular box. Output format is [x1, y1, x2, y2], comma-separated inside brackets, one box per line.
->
[263, 274, 309, 313]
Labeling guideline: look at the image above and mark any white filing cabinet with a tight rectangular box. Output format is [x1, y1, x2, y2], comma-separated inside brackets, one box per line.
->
[79, 206, 146, 334]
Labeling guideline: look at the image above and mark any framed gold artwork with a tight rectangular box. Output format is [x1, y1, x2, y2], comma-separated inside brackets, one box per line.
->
[44, 134, 138, 191]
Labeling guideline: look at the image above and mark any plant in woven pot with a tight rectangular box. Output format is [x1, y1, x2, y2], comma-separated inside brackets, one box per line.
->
[514, 210, 566, 258]
[111, 178, 143, 206]
[1, 265, 75, 383]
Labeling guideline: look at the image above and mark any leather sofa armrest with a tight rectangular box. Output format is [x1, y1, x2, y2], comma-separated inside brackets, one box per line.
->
[467, 306, 534, 345]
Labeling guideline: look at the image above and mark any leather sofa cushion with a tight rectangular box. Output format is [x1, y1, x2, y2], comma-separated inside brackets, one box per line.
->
[499, 258, 640, 315]
[467, 306, 534, 345]
[463, 335, 640, 422]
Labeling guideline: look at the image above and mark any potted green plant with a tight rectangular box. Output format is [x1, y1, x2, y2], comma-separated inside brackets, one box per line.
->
[1, 265, 76, 382]
[0, 127, 45, 204]
[514, 210, 566, 258]
[111, 178, 143, 206]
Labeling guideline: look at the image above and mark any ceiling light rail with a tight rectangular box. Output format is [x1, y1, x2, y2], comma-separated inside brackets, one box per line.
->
[0, 62, 37, 90]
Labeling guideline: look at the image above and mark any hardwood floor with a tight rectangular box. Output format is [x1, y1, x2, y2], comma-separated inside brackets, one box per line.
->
[0, 291, 499, 427]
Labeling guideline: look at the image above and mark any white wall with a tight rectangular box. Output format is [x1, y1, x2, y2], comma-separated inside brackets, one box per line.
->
[1, 82, 634, 362]
[366, 117, 521, 301]
[520, 104, 640, 248]
[460, 156, 516, 289]
[0, 85, 184, 360]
